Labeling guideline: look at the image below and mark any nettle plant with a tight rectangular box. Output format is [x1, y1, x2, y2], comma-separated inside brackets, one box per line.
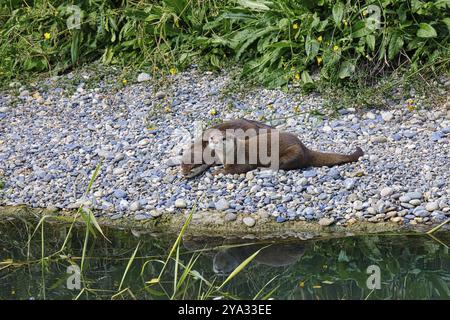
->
[203, 0, 450, 87]
[0, 0, 448, 87]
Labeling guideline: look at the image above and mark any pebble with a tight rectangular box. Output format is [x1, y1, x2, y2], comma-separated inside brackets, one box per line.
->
[353, 200, 363, 211]
[381, 111, 393, 122]
[150, 210, 163, 218]
[129, 201, 141, 211]
[380, 187, 393, 197]
[303, 170, 317, 178]
[0, 66, 447, 229]
[318, 218, 334, 226]
[425, 202, 439, 212]
[215, 199, 230, 211]
[224, 213, 237, 221]
[137, 72, 151, 82]
[175, 199, 187, 208]
[406, 191, 422, 200]
[343, 178, 356, 190]
[243, 217, 256, 227]
[114, 189, 127, 199]
[276, 216, 286, 223]
[371, 136, 387, 144]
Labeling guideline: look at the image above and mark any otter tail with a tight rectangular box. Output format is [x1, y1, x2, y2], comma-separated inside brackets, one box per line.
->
[308, 147, 364, 167]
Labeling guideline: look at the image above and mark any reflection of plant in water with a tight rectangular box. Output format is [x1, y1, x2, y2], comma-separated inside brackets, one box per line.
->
[0, 212, 449, 300]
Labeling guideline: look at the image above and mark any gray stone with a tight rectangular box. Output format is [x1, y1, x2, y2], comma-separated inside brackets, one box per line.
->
[243, 217, 256, 227]
[224, 213, 237, 222]
[380, 187, 393, 197]
[353, 200, 363, 211]
[406, 191, 422, 200]
[215, 199, 230, 211]
[381, 111, 393, 122]
[130, 201, 142, 211]
[114, 189, 127, 199]
[409, 199, 421, 206]
[344, 178, 356, 190]
[425, 202, 439, 212]
[137, 72, 151, 82]
[175, 199, 187, 208]
[318, 218, 334, 226]
[371, 136, 387, 143]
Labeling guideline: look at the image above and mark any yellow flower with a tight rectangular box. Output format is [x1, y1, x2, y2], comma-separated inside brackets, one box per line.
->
[169, 67, 177, 75]
[267, 104, 274, 110]
[292, 23, 299, 30]
[317, 35, 323, 42]
[122, 79, 127, 85]
[313, 285, 322, 289]
[293, 105, 301, 113]
[333, 45, 339, 52]
[299, 281, 305, 288]
[316, 56, 323, 65]
[294, 73, 300, 81]
[44, 32, 51, 40]
[209, 108, 217, 116]
[362, 10, 368, 16]
[343, 19, 348, 26]
[406, 99, 415, 111]
[164, 106, 171, 113]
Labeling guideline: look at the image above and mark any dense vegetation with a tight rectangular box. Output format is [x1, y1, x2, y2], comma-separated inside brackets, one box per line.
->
[1, 0, 449, 87]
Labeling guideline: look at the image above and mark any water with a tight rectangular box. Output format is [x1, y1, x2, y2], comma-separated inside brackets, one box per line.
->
[0, 216, 449, 300]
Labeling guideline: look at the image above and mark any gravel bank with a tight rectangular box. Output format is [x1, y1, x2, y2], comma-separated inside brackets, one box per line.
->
[0, 67, 449, 229]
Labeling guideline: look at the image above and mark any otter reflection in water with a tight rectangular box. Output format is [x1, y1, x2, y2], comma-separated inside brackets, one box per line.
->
[213, 243, 306, 276]
[183, 237, 306, 276]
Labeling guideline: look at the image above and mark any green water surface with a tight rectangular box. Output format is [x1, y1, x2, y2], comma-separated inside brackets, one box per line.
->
[0, 216, 449, 300]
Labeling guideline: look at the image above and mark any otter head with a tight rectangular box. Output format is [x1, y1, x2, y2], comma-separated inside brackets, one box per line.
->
[213, 250, 241, 276]
[207, 131, 227, 151]
[180, 147, 210, 178]
[180, 131, 216, 178]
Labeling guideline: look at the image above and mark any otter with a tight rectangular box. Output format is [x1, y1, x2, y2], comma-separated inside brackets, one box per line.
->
[213, 243, 306, 276]
[208, 130, 364, 175]
[181, 235, 306, 276]
[180, 118, 274, 178]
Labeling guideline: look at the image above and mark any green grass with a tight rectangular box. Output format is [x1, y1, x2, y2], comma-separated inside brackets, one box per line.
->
[1, 0, 449, 89]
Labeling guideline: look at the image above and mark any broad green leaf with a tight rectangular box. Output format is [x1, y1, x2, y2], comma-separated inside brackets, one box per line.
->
[237, 0, 271, 12]
[366, 34, 375, 51]
[305, 38, 320, 60]
[338, 60, 355, 79]
[388, 33, 404, 59]
[301, 70, 313, 84]
[352, 20, 370, 38]
[332, 2, 345, 25]
[417, 23, 437, 38]
[210, 55, 220, 68]
[442, 18, 450, 32]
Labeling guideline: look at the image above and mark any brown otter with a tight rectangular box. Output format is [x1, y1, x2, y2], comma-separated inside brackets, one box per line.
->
[208, 130, 364, 175]
[180, 118, 274, 178]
